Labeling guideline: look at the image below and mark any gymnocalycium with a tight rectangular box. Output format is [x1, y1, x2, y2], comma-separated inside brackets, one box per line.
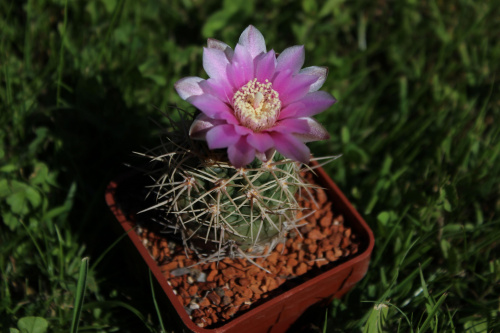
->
[141, 26, 337, 265]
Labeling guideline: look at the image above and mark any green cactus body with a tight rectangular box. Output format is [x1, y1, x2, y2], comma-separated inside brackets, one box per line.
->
[184, 158, 298, 252]
[140, 116, 322, 261]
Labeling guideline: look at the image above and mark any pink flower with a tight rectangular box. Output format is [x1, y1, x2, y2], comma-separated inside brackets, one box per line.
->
[175, 25, 336, 168]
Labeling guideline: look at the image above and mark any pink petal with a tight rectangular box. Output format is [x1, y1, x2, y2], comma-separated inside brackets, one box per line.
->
[206, 124, 240, 149]
[271, 69, 292, 94]
[227, 136, 256, 168]
[276, 45, 305, 75]
[233, 125, 253, 136]
[278, 91, 337, 120]
[227, 44, 254, 89]
[277, 73, 318, 106]
[218, 111, 239, 125]
[255, 50, 277, 82]
[207, 38, 234, 60]
[271, 132, 311, 164]
[189, 113, 226, 140]
[271, 117, 329, 142]
[246, 132, 274, 152]
[174, 77, 205, 100]
[238, 25, 267, 59]
[299, 66, 328, 92]
[269, 117, 311, 134]
[203, 47, 230, 80]
[199, 78, 235, 104]
[187, 94, 235, 121]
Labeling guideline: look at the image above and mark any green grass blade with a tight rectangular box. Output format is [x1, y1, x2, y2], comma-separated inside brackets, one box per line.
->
[82, 300, 154, 331]
[19, 218, 48, 269]
[90, 227, 134, 272]
[363, 303, 389, 333]
[56, 0, 68, 107]
[97, 0, 125, 66]
[417, 293, 448, 333]
[149, 270, 166, 333]
[322, 308, 328, 333]
[54, 225, 65, 283]
[70, 257, 89, 333]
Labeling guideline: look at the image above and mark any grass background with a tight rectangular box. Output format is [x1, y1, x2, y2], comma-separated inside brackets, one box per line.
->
[1, 0, 499, 332]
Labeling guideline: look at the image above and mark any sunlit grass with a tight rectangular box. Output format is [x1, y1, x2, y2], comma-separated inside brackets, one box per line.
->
[1, 0, 499, 332]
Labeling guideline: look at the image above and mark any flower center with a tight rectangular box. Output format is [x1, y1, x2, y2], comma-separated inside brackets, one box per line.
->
[233, 79, 281, 132]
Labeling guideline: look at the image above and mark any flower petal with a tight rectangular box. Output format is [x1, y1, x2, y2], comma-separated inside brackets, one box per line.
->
[199, 78, 235, 104]
[271, 68, 292, 95]
[203, 47, 230, 80]
[299, 66, 328, 92]
[233, 125, 253, 136]
[227, 44, 254, 89]
[255, 50, 276, 83]
[276, 45, 305, 75]
[206, 124, 240, 149]
[189, 113, 226, 140]
[278, 91, 337, 120]
[238, 25, 267, 59]
[270, 117, 311, 134]
[271, 117, 329, 142]
[207, 38, 234, 60]
[187, 94, 236, 123]
[246, 132, 274, 152]
[277, 73, 318, 106]
[271, 132, 310, 164]
[228, 136, 256, 168]
[174, 77, 205, 100]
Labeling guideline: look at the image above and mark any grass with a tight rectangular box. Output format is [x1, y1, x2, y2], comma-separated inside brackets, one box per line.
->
[1, 0, 499, 332]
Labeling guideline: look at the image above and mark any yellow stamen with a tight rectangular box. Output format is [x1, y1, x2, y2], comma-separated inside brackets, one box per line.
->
[233, 79, 281, 132]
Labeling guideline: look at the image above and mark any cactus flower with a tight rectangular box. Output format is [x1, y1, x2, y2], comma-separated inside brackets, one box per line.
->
[175, 25, 336, 167]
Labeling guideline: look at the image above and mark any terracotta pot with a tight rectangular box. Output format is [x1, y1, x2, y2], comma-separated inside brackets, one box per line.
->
[105, 162, 374, 333]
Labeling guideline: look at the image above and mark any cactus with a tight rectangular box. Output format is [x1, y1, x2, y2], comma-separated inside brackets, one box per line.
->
[137, 25, 339, 264]
[138, 111, 331, 262]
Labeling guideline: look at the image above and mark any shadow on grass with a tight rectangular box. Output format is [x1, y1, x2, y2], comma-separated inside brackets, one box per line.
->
[33, 72, 168, 330]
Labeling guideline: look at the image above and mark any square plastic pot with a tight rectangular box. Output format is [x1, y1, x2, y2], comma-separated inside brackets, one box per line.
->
[105, 162, 374, 333]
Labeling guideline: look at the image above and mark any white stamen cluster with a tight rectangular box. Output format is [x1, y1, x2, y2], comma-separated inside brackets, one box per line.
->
[233, 78, 281, 131]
